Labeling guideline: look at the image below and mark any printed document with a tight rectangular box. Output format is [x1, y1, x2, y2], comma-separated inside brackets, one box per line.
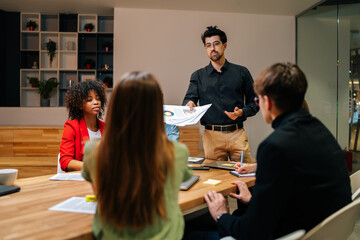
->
[164, 104, 211, 126]
[49, 173, 85, 181]
[49, 197, 96, 214]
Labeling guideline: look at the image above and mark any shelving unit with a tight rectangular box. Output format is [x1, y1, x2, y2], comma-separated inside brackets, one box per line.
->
[19, 13, 113, 107]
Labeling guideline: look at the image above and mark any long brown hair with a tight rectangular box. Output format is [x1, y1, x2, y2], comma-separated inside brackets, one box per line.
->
[95, 72, 174, 230]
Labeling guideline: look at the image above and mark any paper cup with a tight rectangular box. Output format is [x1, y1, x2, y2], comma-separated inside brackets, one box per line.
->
[0, 169, 18, 185]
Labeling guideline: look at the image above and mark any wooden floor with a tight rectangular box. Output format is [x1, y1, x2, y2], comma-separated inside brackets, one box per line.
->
[0, 126, 202, 178]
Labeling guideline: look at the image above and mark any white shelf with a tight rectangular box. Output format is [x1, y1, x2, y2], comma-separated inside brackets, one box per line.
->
[59, 33, 77, 51]
[21, 13, 40, 32]
[78, 14, 97, 33]
[20, 12, 113, 107]
[40, 51, 59, 69]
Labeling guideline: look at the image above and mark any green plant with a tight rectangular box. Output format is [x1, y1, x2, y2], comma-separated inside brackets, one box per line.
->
[26, 20, 38, 29]
[102, 41, 112, 50]
[31, 77, 59, 99]
[46, 39, 57, 65]
[27, 77, 39, 87]
[84, 23, 94, 31]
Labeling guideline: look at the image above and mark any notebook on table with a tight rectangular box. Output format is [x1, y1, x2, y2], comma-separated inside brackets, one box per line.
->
[203, 161, 236, 171]
[180, 175, 200, 191]
[187, 157, 205, 164]
[0, 185, 20, 197]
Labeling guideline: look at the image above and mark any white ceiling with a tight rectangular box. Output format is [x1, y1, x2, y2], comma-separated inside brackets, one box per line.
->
[0, 0, 322, 16]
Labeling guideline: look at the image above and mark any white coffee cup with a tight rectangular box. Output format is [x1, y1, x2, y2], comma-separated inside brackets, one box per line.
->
[0, 169, 18, 185]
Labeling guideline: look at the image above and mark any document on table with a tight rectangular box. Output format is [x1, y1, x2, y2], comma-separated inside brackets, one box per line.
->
[49, 173, 85, 181]
[164, 104, 211, 126]
[188, 157, 205, 164]
[230, 171, 256, 178]
[49, 197, 96, 214]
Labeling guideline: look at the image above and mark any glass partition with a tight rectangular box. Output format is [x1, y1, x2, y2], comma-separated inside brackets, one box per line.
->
[297, 1, 360, 150]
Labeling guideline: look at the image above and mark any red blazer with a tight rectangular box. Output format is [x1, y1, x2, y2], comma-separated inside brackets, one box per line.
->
[59, 118, 105, 171]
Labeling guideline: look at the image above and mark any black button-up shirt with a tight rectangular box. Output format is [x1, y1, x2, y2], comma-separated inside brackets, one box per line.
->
[182, 60, 259, 125]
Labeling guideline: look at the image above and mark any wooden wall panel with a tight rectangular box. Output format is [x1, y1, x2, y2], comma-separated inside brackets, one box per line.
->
[0, 129, 14, 156]
[179, 126, 200, 156]
[13, 142, 60, 156]
[0, 156, 57, 167]
[13, 129, 63, 156]
[13, 129, 63, 143]
[0, 126, 201, 178]
[0, 166, 57, 179]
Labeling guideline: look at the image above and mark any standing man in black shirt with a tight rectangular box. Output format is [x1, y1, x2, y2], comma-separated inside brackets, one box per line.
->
[183, 26, 259, 163]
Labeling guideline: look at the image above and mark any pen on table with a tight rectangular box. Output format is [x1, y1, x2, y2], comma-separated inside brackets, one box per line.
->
[86, 195, 96, 202]
[240, 151, 244, 167]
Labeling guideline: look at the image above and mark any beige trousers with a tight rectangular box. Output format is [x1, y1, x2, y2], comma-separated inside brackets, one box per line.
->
[203, 128, 255, 163]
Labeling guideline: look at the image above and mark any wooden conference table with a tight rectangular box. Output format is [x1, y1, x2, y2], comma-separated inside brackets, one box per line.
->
[0, 165, 256, 240]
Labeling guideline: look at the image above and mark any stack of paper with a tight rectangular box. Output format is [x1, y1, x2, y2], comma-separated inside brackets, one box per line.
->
[164, 104, 211, 126]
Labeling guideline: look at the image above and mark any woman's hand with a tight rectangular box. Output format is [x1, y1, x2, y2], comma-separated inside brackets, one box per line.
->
[234, 163, 257, 174]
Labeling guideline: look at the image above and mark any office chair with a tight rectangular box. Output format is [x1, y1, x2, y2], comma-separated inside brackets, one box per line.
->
[350, 170, 360, 200]
[57, 153, 65, 173]
[219, 229, 306, 240]
[302, 198, 360, 240]
[275, 230, 306, 240]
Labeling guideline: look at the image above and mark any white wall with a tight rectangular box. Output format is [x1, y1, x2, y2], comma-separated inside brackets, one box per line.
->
[114, 8, 295, 156]
[0, 8, 296, 157]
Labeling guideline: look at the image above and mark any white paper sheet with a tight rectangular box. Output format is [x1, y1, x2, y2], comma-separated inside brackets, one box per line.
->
[49, 197, 96, 214]
[49, 173, 85, 181]
[164, 104, 211, 126]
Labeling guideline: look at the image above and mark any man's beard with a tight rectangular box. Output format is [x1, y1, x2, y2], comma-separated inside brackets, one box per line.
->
[210, 51, 223, 61]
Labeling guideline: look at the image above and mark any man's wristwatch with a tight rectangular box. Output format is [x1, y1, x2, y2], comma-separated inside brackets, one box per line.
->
[217, 213, 226, 222]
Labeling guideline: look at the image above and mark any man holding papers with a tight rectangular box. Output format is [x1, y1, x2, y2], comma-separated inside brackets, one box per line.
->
[195, 63, 352, 240]
[183, 26, 258, 163]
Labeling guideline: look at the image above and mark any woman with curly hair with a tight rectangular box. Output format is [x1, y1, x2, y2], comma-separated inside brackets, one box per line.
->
[81, 72, 192, 239]
[59, 80, 106, 172]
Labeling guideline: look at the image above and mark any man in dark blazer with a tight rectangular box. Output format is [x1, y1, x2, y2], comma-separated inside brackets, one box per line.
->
[204, 63, 352, 239]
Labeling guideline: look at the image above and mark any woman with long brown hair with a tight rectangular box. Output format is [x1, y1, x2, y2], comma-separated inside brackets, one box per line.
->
[82, 71, 192, 239]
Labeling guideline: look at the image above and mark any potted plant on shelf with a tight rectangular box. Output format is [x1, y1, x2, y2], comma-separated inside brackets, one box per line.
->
[46, 39, 57, 67]
[27, 77, 39, 88]
[84, 23, 94, 32]
[26, 20, 38, 31]
[102, 41, 112, 52]
[39, 77, 59, 107]
[102, 76, 113, 88]
[84, 58, 95, 69]
[27, 77, 58, 106]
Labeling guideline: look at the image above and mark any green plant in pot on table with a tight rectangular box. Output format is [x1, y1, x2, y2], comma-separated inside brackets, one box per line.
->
[30, 77, 59, 107]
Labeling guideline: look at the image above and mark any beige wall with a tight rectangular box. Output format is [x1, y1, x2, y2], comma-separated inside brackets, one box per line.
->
[0, 8, 295, 155]
[0, 107, 67, 126]
[114, 8, 295, 154]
